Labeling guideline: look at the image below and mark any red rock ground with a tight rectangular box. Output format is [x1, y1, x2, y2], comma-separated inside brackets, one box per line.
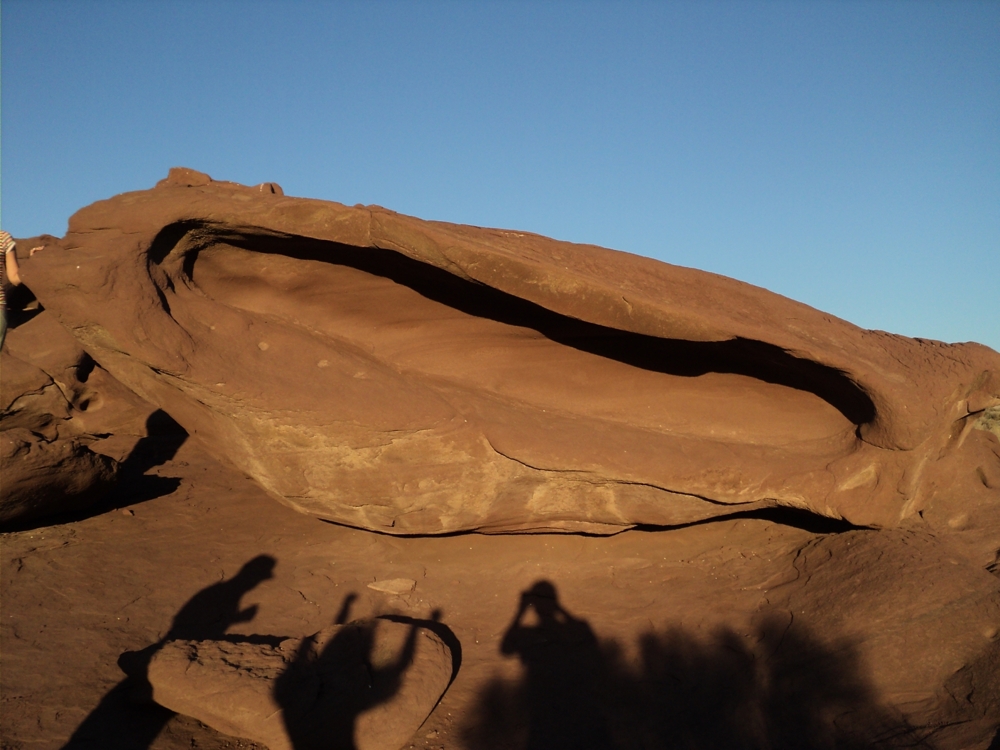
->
[4, 427, 998, 748]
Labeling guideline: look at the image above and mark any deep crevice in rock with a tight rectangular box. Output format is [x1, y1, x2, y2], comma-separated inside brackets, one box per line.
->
[163, 224, 876, 427]
[635, 505, 864, 535]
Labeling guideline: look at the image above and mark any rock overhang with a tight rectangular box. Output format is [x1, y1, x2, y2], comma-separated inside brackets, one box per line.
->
[18, 169, 999, 549]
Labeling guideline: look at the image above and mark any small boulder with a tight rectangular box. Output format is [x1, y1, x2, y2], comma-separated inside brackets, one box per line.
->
[156, 166, 212, 187]
[368, 578, 416, 595]
[147, 618, 453, 750]
[256, 182, 284, 195]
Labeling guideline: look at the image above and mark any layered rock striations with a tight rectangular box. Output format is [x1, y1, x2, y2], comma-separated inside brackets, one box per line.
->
[20, 168, 1000, 560]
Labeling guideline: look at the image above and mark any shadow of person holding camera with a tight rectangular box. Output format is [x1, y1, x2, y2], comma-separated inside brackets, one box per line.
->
[498, 580, 614, 750]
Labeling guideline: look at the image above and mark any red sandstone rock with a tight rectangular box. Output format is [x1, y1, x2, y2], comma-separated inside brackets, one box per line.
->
[0, 311, 156, 525]
[0, 424, 118, 525]
[19, 169, 1000, 567]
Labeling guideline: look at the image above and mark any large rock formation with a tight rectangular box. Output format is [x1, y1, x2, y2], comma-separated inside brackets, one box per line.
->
[21, 168, 1000, 561]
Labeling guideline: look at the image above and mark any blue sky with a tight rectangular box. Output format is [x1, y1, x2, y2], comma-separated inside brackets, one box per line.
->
[2, 1, 997, 349]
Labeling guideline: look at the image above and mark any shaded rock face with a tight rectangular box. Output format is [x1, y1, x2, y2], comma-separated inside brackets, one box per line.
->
[0, 421, 118, 525]
[22, 169, 1000, 553]
[0, 312, 154, 526]
[146, 618, 453, 750]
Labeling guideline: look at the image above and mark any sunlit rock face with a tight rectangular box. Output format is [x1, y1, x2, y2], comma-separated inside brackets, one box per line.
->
[24, 169, 1000, 551]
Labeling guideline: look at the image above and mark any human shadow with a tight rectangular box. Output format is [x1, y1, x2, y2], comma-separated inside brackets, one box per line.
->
[273, 594, 442, 750]
[496, 581, 615, 749]
[463, 580, 930, 750]
[104, 408, 188, 507]
[61, 554, 277, 749]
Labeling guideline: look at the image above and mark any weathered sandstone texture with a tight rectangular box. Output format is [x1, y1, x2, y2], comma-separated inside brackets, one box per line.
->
[21, 168, 1000, 562]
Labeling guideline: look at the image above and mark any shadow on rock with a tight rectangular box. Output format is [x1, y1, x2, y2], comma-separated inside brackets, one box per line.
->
[104, 408, 188, 506]
[277, 620, 413, 749]
[463, 579, 930, 750]
[3, 277, 43, 331]
[493, 580, 614, 749]
[137, 591, 456, 750]
[61, 554, 276, 749]
[5, 409, 190, 533]
[273, 596, 446, 750]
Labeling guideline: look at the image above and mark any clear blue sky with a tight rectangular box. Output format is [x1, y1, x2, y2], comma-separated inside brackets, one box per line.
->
[2, 1, 997, 349]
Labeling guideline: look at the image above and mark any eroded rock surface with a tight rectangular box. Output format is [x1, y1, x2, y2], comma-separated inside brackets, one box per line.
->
[0, 422, 118, 526]
[20, 169, 1000, 563]
[146, 618, 453, 750]
[0, 316, 127, 524]
[768, 529, 1000, 747]
[0, 311, 156, 526]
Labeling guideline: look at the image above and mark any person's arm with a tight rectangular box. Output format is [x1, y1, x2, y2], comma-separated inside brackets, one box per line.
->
[6, 247, 21, 286]
[0, 230, 44, 287]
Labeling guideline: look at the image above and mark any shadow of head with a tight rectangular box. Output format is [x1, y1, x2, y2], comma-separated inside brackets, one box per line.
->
[522, 580, 559, 617]
[122, 409, 188, 474]
[105, 409, 189, 508]
[234, 554, 277, 586]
